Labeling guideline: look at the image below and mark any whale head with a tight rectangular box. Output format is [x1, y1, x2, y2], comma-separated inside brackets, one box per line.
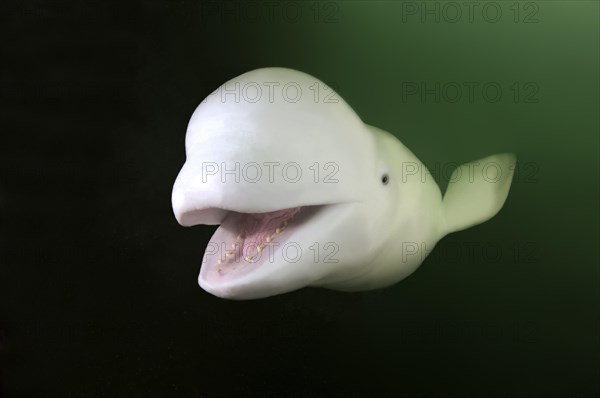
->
[172, 67, 516, 299]
[172, 67, 421, 299]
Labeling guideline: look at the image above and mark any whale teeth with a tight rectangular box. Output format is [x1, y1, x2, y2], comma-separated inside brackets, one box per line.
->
[228, 208, 301, 266]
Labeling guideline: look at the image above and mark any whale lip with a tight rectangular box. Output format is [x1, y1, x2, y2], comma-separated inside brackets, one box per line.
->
[172, 185, 348, 227]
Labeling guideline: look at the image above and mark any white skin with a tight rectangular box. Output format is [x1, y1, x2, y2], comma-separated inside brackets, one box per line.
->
[172, 68, 516, 300]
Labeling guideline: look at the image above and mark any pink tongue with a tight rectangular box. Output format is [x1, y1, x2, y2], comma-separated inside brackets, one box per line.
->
[239, 207, 301, 251]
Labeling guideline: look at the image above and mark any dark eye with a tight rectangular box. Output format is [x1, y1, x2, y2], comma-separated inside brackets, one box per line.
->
[381, 174, 389, 185]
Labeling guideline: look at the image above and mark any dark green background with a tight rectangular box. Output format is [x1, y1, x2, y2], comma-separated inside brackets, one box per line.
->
[1, 1, 598, 397]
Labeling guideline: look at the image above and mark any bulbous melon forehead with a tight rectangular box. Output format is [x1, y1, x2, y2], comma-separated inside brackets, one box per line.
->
[173, 67, 382, 224]
[184, 67, 372, 156]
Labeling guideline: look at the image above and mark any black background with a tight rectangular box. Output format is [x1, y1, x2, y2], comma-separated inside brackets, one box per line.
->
[1, 1, 599, 397]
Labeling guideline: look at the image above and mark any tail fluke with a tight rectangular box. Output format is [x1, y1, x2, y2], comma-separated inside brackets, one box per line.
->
[442, 153, 516, 235]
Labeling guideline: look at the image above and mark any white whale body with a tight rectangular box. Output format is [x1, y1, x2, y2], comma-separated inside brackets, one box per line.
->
[172, 67, 516, 300]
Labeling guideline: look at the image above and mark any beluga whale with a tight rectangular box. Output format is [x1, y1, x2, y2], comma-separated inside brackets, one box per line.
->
[172, 67, 516, 300]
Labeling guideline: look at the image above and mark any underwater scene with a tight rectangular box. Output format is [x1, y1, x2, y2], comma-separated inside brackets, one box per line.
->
[1, 1, 598, 396]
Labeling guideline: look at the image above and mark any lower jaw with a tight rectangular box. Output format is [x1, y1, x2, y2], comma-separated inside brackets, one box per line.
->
[199, 203, 358, 298]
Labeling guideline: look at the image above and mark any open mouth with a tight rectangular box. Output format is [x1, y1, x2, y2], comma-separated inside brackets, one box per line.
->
[201, 205, 328, 283]
[188, 200, 363, 299]
[217, 207, 301, 265]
